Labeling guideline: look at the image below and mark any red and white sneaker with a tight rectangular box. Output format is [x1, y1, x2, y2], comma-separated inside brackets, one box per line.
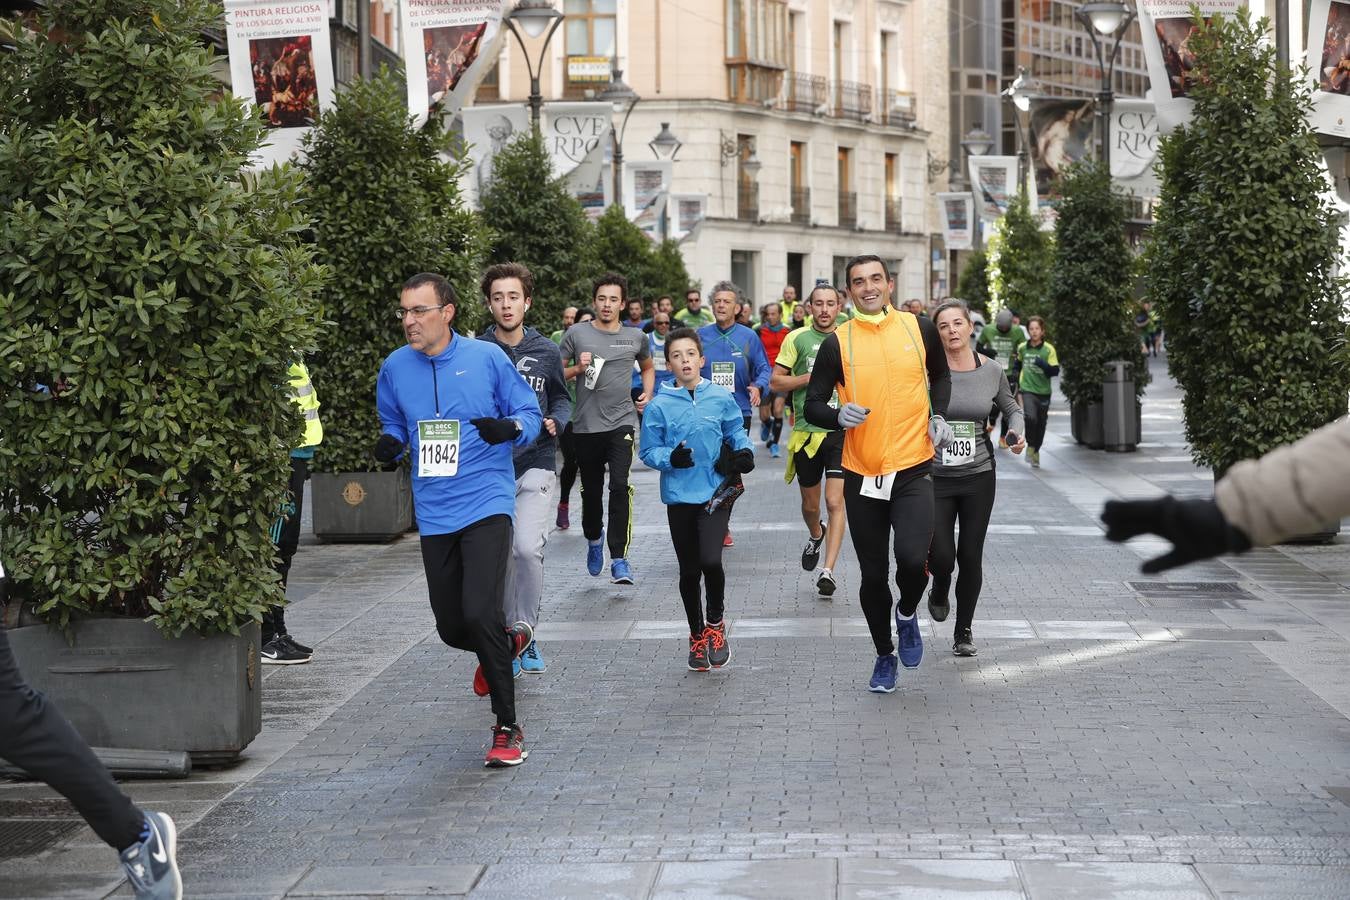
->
[472, 623, 534, 697]
[485, 723, 527, 768]
[472, 664, 490, 697]
[723, 530, 734, 547]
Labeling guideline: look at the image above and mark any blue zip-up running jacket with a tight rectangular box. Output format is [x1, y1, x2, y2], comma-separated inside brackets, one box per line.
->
[639, 379, 752, 505]
[697, 322, 771, 416]
[376, 336, 541, 535]
[478, 325, 571, 478]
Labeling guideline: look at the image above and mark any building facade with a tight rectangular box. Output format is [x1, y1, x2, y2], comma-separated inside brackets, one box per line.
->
[481, 0, 950, 304]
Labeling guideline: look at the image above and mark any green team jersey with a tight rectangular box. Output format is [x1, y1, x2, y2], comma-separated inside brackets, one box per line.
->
[777, 324, 838, 433]
[978, 323, 1025, 369]
[1018, 340, 1058, 396]
[674, 306, 714, 328]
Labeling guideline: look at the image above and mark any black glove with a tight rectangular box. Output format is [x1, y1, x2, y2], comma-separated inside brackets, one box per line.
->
[373, 433, 404, 463]
[471, 417, 520, 445]
[1101, 496, 1251, 573]
[732, 448, 755, 474]
[1034, 356, 1053, 373]
[670, 442, 694, 469]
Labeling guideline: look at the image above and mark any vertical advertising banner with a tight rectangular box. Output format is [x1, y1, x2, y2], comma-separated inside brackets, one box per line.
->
[461, 102, 611, 208]
[1111, 98, 1162, 195]
[1309, 0, 1350, 137]
[402, 0, 509, 127]
[1028, 98, 1096, 191]
[937, 193, 975, 250]
[968, 156, 1020, 219]
[1138, 0, 1243, 131]
[224, 0, 335, 166]
[669, 194, 707, 239]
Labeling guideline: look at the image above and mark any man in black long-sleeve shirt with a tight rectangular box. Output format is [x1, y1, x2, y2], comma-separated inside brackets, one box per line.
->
[804, 255, 952, 694]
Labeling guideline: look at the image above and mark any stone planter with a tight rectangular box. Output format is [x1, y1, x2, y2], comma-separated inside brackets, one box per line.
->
[1070, 400, 1105, 449]
[5, 614, 261, 765]
[311, 468, 413, 543]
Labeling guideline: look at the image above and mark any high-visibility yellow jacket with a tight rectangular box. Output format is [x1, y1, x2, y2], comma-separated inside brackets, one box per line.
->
[288, 362, 323, 450]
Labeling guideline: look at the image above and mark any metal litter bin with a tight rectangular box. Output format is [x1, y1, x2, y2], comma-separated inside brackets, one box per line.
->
[1102, 360, 1138, 452]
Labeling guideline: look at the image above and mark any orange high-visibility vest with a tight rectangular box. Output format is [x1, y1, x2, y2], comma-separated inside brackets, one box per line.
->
[835, 312, 932, 477]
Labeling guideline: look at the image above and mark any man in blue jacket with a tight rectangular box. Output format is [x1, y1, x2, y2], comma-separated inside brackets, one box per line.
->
[375, 272, 542, 769]
[478, 262, 570, 676]
[698, 280, 770, 547]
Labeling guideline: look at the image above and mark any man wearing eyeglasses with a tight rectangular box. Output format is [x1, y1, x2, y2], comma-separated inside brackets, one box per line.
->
[374, 272, 542, 768]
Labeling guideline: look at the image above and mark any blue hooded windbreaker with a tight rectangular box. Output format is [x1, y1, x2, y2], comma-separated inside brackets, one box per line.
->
[639, 379, 752, 505]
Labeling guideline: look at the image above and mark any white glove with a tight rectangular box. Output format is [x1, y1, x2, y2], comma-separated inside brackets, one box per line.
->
[928, 415, 954, 450]
[837, 402, 870, 430]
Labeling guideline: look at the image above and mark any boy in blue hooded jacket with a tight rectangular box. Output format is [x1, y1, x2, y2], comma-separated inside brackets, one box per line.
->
[639, 328, 755, 671]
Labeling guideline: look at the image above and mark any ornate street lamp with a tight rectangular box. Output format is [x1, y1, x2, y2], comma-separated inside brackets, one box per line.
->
[649, 122, 682, 161]
[504, 0, 565, 134]
[1001, 67, 1041, 185]
[1074, 1, 1136, 173]
[960, 125, 994, 160]
[598, 64, 640, 206]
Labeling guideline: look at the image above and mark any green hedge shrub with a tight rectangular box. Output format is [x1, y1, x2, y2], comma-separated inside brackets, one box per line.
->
[1147, 10, 1350, 475]
[300, 72, 489, 475]
[0, 0, 325, 634]
[1048, 162, 1148, 405]
[955, 250, 990, 317]
[591, 204, 692, 303]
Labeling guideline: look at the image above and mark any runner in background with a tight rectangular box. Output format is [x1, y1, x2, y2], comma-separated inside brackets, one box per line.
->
[754, 302, 791, 458]
[771, 282, 848, 597]
[1017, 316, 1059, 469]
[639, 328, 754, 671]
[555, 308, 593, 531]
[976, 309, 1025, 447]
[550, 306, 577, 345]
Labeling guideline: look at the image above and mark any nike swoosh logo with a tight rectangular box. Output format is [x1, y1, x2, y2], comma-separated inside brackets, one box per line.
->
[456, 370, 467, 375]
[149, 823, 168, 864]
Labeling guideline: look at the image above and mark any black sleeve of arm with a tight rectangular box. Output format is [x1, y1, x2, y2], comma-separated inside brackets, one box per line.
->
[920, 316, 951, 418]
[804, 334, 844, 430]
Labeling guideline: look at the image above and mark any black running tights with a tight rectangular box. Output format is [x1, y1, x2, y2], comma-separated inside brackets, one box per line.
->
[558, 422, 579, 504]
[666, 502, 733, 635]
[929, 470, 997, 632]
[1023, 391, 1052, 451]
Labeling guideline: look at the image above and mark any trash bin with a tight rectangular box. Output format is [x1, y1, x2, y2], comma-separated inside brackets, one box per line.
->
[1102, 360, 1138, 452]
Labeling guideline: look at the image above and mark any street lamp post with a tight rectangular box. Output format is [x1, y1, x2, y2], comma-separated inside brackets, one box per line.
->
[503, 0, 565, 134]
[597, 64, 640, 207]
[1074, 2, 1136, 175]
[1001, 68, 1040, 187]
[649, 123, 683, 238]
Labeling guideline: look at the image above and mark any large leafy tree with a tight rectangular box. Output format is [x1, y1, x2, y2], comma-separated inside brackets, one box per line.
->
[986, 189, 1053, 323]
[0, 0, 325, 634]
[955, 250, 991, 317]
[591, 205, 692, 303]
[1147, 9, 1349, 475]
[300, 71, 489, 474]
[1048, 162, 1147, 405]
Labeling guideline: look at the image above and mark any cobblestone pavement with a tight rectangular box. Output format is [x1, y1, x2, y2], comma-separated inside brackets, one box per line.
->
[4, 357, 1350, 899]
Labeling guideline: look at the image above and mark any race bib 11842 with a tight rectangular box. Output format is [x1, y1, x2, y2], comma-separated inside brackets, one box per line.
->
[418, 419, 460, 477]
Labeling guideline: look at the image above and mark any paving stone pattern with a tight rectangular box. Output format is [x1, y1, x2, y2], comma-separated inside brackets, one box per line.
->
[3, 358, 1349, 898]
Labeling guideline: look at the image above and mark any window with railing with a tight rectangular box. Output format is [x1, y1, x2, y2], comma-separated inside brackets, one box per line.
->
[782, 73, 826, 112]
[565, 0, 616, 97]
[726, 0, 789, 103]
[832, 81, 872, 121]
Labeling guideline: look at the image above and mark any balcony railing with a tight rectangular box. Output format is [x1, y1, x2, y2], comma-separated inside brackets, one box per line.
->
[877, 89, 917, 126]
[790, 187, 811, 225]
[782, 72, 827, 113]
[738, 183, 760, 222]
[838, 191, 857, 229]
[832, 81, 873, 121]
[885, 197, 903, 233]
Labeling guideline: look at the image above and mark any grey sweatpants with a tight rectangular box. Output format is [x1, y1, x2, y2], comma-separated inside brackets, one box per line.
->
[504, 468, 556, 629]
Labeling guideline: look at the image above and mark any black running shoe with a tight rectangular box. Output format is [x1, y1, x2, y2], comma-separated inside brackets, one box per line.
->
[800, 522, 825, 571]
[705, 621, 730, 668]
[928, 591, 950, 623]
[953, 628, 977, 657]
[261, 636, 311, 665]
[281, 634, 313, 655]
[687, 633, 710, 671]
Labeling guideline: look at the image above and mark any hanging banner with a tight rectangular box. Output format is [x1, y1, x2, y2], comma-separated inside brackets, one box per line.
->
[224, 0, 335, 167]
[1112, 98, 1162, 196]
[1028, 97, 1095, 191]
[1309, 0, 1350, 138]
[937, 193, 974, 251]
[968, 155, 1019, 219]
[1139, 0, 1243, 131]
[624, 161, 673, 239]
[669, 194, 707, 238]
[402, 0, 510, 127]
[462, 102, 612, 206]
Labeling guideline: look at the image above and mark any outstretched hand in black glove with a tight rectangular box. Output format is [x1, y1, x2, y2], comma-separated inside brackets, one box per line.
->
[471, 417, 520, 445]
[731, 447, 755, 474]
[670, 442, 694, 469]
[1100, 496, 1251, 573]
[714, 442, 755, 476]
[373, 433, 405, 463]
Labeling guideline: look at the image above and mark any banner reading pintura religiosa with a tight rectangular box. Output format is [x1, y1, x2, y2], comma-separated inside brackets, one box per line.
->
[401, 0, 509, 127]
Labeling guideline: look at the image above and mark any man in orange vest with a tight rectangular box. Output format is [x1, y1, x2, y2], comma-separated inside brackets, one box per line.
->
[804, 255, 952, 694]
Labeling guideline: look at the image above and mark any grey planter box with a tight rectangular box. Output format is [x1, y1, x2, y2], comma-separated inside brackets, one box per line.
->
[311, 469, 413, 543]
[1070, 401, 1105, 449]
[6, 616, 261, 765]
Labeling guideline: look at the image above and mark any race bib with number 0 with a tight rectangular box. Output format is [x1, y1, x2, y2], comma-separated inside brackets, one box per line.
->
[941, 421, 981, 467]
[418, 420, 460, 478]
[711, 361, 736, 390]
[859, 471, 897, 500]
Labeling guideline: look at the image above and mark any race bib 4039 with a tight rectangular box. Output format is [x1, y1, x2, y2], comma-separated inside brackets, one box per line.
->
[941, 421, 980, 467]
[418, 419, 460, 477]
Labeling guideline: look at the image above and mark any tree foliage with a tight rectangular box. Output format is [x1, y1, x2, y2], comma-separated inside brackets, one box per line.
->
[1048, 162, 1148, 405]
[300, 71, 489, 474]
[479, 132, 595, 326]
[986, 189, 1053, 324]
[0, 0, 325, 634]
[591, 205, 692, 302]
[955, 250, 990, 317]
[1146, 9, 1350, 475]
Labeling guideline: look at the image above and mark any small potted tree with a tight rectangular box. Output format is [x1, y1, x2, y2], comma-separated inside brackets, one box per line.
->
[301, 73, 488, 542]
[1048, 162, 1148, 448]
[1148, 10, 1350, 539]
[986, 188, 1054, 324]
[0, 0, 324, 760]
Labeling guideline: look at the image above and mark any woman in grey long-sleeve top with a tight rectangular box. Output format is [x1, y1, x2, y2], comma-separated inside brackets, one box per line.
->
[927, 302, 1026, 657]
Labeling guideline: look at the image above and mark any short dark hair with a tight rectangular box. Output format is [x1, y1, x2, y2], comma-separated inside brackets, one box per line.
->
[592, 272, 628, 303]
[685, 289, 700, 301]
[657, 295, 673, 303]
[843, 254, 890, 284]
[576, 307, 596, 322]
[807, 283, 840, 304]
[664, 327, 703, 359]
[626, 297, 644, 310]
[480, 262, 534, 302]
[1027, 315, 1048, 333]
[402, 272, 456, 307]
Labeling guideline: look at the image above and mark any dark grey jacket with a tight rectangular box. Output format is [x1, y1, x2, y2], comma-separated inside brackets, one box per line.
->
[478, 326, 571, 478]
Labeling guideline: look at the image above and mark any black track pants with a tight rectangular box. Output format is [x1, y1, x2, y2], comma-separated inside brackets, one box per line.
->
[843, 469, 935, 656]
[929, 470, 997, 632]
[264, 455, 308, 641]
[575, 427, 634, 560]
[420, 515, 516, 726]
[558, 422, 579, 505]
[1023, 391, 1052, 451]
[666, 502, 733, 635]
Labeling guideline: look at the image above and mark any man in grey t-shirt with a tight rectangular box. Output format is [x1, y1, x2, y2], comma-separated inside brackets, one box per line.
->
[559, 272, 654, 585]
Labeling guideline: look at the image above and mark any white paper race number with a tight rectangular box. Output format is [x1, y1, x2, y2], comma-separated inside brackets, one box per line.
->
[584, 356, 606, 390]
[711, 361, 736, 390]
[859, 471, 897, 499]
[418, 420, 460, 477]
[941, 421, 980, 467]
